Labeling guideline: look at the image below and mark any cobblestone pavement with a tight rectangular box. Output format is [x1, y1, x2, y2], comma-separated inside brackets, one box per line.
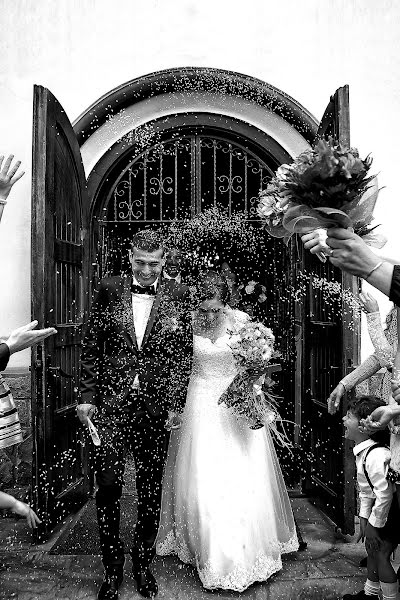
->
[0, 498, 390, 600]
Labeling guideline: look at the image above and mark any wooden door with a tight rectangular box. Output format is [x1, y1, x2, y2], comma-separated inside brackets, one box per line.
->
[31, 85, 90, 538]
[302, 86, 359, 533]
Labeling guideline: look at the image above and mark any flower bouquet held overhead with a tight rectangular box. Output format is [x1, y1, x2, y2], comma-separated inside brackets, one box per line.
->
[218, 320, 291, 446]
[257, 137, 386, 261]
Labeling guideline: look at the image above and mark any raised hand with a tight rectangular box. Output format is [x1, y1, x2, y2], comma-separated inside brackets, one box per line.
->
[359, 291, 379, 314]
[0, 154, 25, 201]
[359, 405, 397, 433]
[5, 320, 57, 355]
[327, 382, 346, 414]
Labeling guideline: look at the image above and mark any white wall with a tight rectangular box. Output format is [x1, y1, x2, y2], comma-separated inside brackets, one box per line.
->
[1, 0, 399, 367]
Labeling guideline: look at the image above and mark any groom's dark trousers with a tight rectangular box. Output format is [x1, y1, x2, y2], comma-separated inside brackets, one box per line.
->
[94, 393, 168, 568]
[80, 276, 192, 571]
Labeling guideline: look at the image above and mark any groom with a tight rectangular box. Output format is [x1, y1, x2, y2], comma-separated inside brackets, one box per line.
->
[77, 229, 193, 599]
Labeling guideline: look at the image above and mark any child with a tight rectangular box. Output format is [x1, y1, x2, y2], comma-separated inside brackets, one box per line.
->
[342, 395, 399, 600]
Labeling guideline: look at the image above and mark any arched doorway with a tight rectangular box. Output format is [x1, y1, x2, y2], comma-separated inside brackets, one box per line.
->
[89, 116, 289, 278]
[31, 68, 358, 538]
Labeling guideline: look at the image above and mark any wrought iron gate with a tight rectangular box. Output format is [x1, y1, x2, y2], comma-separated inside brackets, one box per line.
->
[97, 132, 275, 277]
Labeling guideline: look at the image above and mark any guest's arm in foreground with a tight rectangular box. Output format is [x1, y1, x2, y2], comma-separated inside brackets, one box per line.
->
[302, 230, 400, 266]
[0, 321, 57, 372]
[360, 294, 395, 368]
[0, 491, 41, 529]
[328, 298, 395, 414]
[0, 154, 25, 222]
[301, 229, 398, 301]
[328, 355, 383, 414]
[361, 313, 400, 433]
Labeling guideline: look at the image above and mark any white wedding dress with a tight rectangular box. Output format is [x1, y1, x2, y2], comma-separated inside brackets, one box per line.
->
[156, 308, 298, 592]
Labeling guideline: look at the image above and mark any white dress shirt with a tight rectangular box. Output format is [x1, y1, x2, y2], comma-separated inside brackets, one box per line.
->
[353, 438, 395, 528]
[131, 277, 158, 388]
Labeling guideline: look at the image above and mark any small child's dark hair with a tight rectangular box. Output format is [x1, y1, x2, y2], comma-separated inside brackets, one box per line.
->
[348, 395, 390, 445]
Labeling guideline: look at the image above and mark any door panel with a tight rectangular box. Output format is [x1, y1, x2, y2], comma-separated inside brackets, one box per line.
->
[302, 85, 359, 533]
[31, 85, 90, 537]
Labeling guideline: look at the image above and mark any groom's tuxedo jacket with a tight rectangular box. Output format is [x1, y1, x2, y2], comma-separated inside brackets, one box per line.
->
[80, 276, 193, 417]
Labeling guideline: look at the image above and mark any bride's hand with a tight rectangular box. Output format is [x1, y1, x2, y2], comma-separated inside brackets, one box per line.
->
[165, 410, 183, 431]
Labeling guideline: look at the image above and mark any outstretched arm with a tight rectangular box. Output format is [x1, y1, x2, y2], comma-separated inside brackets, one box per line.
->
[0, 491, 41, 529]
[361, 307, 400, 432]
[0, 321, 57, 372]
[302, 229, 396, 297]
[340, 354, 382, 390]
[328, 354, 382, 414]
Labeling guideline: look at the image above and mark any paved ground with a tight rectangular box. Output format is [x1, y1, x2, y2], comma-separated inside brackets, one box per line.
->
[0, 497, 393, 600]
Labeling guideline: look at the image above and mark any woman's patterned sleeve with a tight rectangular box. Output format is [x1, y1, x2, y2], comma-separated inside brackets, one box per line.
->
[366, 312, 394, 369]
[340, 354, 382, 391]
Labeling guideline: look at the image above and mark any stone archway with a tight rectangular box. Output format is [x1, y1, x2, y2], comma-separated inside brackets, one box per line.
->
[72, 67, 318, 275]
[26, 73, 358, 534]
[70, 67, 320, 489]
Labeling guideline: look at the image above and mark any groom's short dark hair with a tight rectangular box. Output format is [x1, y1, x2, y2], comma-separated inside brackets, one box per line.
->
[131, 229, 165, 254]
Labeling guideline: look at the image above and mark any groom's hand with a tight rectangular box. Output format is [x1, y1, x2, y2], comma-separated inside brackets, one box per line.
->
[165, 410, 182, 431]
[76, 403, 97, 425]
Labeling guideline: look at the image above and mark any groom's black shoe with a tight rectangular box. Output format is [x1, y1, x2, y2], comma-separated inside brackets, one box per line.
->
[97, 566, 124, 600]
[132, 566, 158, 598]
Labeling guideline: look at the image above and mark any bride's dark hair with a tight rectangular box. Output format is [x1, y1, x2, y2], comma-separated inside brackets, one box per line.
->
[197, 270, 230, 304]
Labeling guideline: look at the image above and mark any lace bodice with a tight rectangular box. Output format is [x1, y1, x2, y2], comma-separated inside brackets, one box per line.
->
[191, 309, 248, 379]
[192, 334, 237, 379]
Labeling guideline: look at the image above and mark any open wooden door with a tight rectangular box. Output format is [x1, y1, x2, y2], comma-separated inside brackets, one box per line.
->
[301, 86, 359, 534]
[31, 86, 91, 538]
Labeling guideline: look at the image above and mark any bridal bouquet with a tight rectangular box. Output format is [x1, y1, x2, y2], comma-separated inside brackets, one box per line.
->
[257, 138, 386, 255]
[218, 320, 283, 432]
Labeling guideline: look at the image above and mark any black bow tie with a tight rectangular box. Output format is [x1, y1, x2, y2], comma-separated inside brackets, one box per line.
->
[131, 284, 156, 296]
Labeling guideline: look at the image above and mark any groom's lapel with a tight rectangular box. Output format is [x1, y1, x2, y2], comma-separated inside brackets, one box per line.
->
[141, 281, 163, 348]
[122, 277, 138, 352]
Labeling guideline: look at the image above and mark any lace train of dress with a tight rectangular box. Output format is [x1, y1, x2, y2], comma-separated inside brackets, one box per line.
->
[156, 310, 298, 592]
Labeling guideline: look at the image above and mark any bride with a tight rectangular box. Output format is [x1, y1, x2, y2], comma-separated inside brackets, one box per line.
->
[156, 271, 298, 592]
